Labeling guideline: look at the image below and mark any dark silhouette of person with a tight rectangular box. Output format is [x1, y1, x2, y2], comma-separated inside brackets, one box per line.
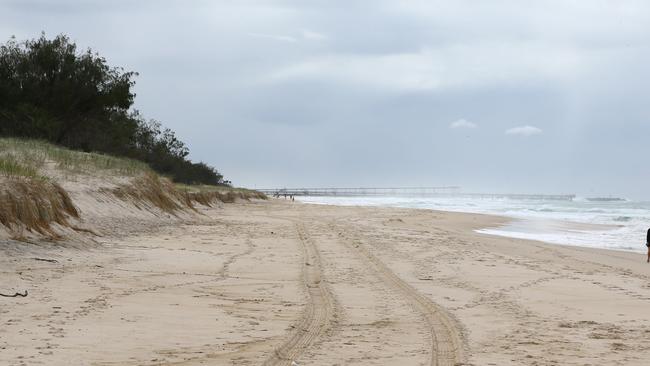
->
[646, 228, 650, 263]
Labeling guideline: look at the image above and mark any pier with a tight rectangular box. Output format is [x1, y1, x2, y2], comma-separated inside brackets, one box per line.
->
[258, 187, 575, 201]
[259, 186, 460, 196]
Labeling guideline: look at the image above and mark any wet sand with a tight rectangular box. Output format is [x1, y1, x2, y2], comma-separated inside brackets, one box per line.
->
[2, 200, 650, 365]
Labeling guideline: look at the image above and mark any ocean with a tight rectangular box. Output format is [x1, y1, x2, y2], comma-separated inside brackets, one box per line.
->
[296, 195, 650, 253]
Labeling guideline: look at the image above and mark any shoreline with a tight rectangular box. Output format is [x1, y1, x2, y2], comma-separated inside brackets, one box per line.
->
[2, 200, 650, 365]
[296, 198, 646, 254]
[477, 216, 645, 253]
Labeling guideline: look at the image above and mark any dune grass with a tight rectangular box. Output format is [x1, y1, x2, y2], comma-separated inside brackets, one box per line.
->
[109, 174, 268, 213]
[0, 154, 43, 179]
[0, 138, 266, 240]
[0, 178, 79, 240]
[175, 183, 268, 203]
[0, 138, 150, 177]
[110, 172, 192, 213]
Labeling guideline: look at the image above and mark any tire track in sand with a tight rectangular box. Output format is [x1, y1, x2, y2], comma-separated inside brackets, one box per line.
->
[262, 222, 335, 366]
[334, 221, 465, 366]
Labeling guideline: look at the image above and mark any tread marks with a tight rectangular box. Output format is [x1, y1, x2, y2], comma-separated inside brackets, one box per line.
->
[335, 222, 465, 366]
[262, 223, 335, 366]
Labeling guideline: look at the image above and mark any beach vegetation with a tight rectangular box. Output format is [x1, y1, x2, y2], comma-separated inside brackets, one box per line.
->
[0, 178, 79, 240]
[0, 137, 264, 240]
[0, 154, 42, 179]
[0, 138, 149, 176]
[0, 33, 228, 186]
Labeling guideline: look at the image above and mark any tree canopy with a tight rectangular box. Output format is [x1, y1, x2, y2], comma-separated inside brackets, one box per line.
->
[0, 33, 228, 186]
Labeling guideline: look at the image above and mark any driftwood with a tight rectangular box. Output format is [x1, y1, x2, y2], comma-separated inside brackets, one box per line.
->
[0, 290, 28, 298]
[32, 257, 58, 263]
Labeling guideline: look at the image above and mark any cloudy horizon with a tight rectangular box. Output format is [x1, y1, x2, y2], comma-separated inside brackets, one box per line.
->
[2, 1, 650, 198]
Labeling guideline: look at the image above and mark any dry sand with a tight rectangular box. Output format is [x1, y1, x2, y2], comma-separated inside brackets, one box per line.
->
[2, 199, 650, 365]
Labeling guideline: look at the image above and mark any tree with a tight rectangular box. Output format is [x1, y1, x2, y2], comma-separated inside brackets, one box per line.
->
[0, 33, 137, 148]
[0, 33, 229, 186]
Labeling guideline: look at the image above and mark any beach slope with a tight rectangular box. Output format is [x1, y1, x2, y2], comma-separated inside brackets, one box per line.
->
[2, 200, 650, 365]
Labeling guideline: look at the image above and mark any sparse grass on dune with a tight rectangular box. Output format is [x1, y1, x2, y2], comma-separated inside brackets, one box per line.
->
[0, 154, 43, 179]
[0, 138, 150, 177]
[0, 178, 79, 240]
[176, 183, 268, 205]
[110, 175, 267, 213]
[110, 172, 193, 214]
[0, 138, 267, 241]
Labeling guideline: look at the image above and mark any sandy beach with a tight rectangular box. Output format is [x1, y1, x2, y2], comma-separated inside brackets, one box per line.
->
[2, 199, 650, 365]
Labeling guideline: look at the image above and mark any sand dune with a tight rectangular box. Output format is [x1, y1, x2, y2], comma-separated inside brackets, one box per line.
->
[2, 200, 650, 365]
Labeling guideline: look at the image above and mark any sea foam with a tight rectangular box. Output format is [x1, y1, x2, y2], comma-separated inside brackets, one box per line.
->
[296, 195, 650, 253]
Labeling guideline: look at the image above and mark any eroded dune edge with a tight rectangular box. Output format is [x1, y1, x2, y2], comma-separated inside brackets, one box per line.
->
[2, 198, 650, 366]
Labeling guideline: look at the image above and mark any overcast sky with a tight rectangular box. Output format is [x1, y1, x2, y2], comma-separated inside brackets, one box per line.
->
[2, 1, 650, 198]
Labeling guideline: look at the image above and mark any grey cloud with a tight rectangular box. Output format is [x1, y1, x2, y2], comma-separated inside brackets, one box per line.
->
[2, 1, 650, 198]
